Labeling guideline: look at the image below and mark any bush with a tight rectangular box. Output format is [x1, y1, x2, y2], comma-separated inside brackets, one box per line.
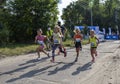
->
[0, 28, 9, 45]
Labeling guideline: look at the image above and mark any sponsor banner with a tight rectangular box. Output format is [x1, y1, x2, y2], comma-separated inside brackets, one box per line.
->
[75, 26, 85, 30]
[88, 26, 99, 34]
[105, 35, 119, 40]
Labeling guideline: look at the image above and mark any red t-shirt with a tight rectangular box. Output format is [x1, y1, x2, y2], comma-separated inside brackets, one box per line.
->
[74, 34, 82, 42]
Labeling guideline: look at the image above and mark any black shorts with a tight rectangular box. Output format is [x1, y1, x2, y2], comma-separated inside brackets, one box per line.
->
[91, 47, 97, 49]
[75, 42, 82, 48]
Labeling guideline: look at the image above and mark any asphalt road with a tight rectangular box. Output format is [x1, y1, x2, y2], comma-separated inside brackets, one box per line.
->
[0, 40, 120, 84]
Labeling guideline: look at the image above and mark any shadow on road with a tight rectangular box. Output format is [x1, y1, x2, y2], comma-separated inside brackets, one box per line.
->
[5, 61, 92, 83]
[72, 62, 93, 76]
[19, 57, 50, 66]
[0, 57, 50, 76]
[6, 62, 62, 83]
[48, 61, 75, 75]
[0, 64, 36, 76]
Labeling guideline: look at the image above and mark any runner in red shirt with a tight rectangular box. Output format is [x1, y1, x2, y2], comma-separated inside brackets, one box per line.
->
[73, 29, 83, 62]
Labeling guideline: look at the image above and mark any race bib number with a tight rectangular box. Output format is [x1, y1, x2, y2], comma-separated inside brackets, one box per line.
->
[38, 41, 44, 45]
[76, 38, 81, 42]
[91, 42, 95, 47]
[54, 39, 59, 44]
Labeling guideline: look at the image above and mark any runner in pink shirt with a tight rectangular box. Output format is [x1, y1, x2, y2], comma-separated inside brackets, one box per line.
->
[35, 29, 50, 59]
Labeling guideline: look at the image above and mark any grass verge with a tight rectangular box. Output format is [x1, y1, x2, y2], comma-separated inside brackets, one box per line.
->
[0, 40, 88, 57]
[0, 44, 38, 58]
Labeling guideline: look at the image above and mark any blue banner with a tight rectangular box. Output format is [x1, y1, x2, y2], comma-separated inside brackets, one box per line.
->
[105, 35, 119, 40]
[88, 26, 95, 30]
[105, 35, 112, 39]
[88, 26, 99, 34]
[112, 35, 119, 40]
[75, 26, 85, 30]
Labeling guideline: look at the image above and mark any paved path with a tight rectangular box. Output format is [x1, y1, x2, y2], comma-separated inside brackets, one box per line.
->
[0, 41, 120, 84]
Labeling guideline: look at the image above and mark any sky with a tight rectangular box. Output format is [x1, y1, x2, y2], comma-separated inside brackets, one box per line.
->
[57, 0, 106, 24]
[58, 0, 77, 24]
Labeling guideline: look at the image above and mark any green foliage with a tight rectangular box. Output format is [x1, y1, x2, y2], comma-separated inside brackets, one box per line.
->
[0, 0, 58, 43]
[0, 27, 9, 45]
[0, 43, 38, 56]
[62, 0, 120, 34]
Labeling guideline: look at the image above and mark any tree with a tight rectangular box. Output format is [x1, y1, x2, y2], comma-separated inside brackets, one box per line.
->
[62, 0, 120, 34]
[62, 0, 90, 31]
[0, 0, 5, 4]
[0, 0, 58, 43]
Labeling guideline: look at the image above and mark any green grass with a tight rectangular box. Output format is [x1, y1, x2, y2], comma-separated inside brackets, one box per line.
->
[0, 39, 88, 57]
[63, 39, 88, 46]
[82, 40, 89, 45]
[0, 44, 38, 57]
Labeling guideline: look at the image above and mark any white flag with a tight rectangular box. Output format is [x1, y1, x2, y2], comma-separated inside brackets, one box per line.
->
[109, 27, 112, 35]
[103, 28, 106, 35]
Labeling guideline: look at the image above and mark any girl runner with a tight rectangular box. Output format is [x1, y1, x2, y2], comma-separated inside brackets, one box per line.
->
[73, 28, 83, 62]
[88, 30, 99, 62]
[50, 26, 67, 62]
[57, 28, 66, 55]
[35, 29, 49, 59]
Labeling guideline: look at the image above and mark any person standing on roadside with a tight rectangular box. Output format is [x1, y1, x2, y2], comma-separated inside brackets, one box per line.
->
[46, 27, 53, 50]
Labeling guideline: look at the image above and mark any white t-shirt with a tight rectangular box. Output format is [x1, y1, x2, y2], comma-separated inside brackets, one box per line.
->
[53, 32, 61, 44]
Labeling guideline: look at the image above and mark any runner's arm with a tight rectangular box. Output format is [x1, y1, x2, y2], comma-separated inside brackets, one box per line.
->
[35, 36, 37, 43]
[73, 35, 76, 44]
[95, 37, 100, 45]
[87, 37, 90, 44]
[81, 34, 83, 41]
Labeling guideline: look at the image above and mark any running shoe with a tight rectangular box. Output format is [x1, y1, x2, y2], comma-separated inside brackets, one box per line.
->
[74, 58, 78, 62]
[50, 59, 55, 63]
[47, 53, 50, 57]
[64, 51, 67, 57]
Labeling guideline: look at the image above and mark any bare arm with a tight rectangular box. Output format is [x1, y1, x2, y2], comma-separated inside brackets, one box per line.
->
[58, 33, 62, 38]
[73, 35, 76, 44]
[35, 36, 37, 43]
[81, 34, 83, 41]
[45, 36, 51, 43]
[95, 37, 100, 45]
[73, 35, 76, 41]
[87, 37, 90, 44]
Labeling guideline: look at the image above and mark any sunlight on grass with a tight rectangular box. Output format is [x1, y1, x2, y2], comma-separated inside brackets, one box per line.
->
[0, 39, 88, 57]
[0, 44, 38, 57]
[63, 39, 88, 46]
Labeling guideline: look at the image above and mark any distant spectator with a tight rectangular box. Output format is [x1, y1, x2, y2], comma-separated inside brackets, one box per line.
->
[57, 21, 66, 39]
[46, 27, 53, 50]
[46, 27, 53, 39]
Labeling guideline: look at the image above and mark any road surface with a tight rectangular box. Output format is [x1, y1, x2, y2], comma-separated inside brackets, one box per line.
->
[0, 41, 120, 84]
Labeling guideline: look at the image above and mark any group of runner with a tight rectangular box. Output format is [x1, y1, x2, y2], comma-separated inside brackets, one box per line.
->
[35, 22, 100, 63]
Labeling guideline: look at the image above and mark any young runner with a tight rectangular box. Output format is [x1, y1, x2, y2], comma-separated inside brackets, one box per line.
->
[88, 30, 99, 62]
[35, 29, 49, 59]
[73, 28, 83, 62]
[50, 26, 67, 62]
[57, 27, 66, 55]
[57, 21, 66, 41]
